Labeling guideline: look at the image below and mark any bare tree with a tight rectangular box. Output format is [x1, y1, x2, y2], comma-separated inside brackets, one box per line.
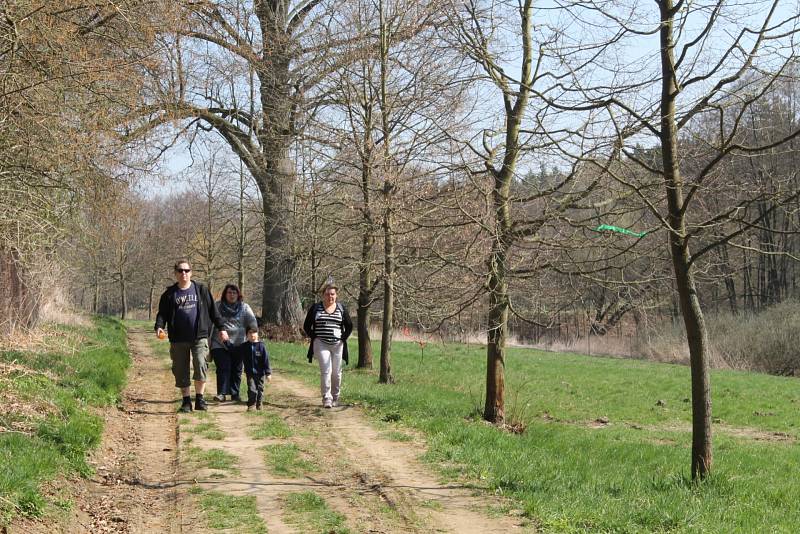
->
[124, 0, 383, 326]
[563, 0, 800, 478]
[0, 1, 158, 329]
[444, 0, 616, 424]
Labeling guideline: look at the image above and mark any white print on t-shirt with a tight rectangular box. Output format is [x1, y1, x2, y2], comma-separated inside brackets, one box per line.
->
[175, 293, 198, 308]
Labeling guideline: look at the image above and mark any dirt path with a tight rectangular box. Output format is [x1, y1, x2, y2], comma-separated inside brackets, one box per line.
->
[23, 328, 531, 533]
[13, 326, 187, 533]
[78, 327, 185, 533]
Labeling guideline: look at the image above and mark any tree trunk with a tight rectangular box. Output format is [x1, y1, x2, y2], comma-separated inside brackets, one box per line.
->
[484, 244, 508, 424]
[119, 275, 128, 320]
[659, 0, 712, 480]
[238, 162, 246, 293]
[251, 5, 303, 326]
[378, 0, 393, 383]
[358, 228, 374, 368]
[259, 168, 303, 325]
[717, 245, 738, 315]
[148, 282, 155, 321]
[672, 241, 713, 479]
[357, 82, 376, 369]
[93, 277, 100, 314]
[379, 195, 394, 384]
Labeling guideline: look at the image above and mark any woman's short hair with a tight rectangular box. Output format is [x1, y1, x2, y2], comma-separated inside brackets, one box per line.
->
[320, 283, 338, 295]
[222, 283, 243, 301]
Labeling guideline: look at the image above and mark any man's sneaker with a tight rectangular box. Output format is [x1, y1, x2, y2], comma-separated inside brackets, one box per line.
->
[213, 394, 225, 402]
[246, 405, 254, 412]
[178, 401, 193, 413]
[195, 398, 208, 411]
[256, 402, 262, 411]
[332, 398, 339, 407]
[323, 399, 332, 409]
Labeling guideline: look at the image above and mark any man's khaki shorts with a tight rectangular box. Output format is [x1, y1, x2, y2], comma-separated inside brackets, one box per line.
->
[169, 338, 209, 387]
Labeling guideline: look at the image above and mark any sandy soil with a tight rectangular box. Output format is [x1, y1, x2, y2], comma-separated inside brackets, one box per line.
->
[11, 328, 533, 533]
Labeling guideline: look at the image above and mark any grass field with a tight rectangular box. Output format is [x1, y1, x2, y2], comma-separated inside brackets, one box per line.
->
[270, 338, 800, 533]
[0, 316, 129, 526]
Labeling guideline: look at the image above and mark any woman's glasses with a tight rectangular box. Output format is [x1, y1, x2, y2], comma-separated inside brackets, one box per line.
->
[175, 269, 191, 273]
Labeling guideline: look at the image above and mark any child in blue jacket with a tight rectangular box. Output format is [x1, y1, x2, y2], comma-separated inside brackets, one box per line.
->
[239, 327, 271, 411]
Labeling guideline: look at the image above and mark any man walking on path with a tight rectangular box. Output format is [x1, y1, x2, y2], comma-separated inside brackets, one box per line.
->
[155, 259, 229, 412]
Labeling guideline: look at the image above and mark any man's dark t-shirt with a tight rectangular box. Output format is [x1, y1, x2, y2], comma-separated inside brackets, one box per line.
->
[171, 285, 198, 342]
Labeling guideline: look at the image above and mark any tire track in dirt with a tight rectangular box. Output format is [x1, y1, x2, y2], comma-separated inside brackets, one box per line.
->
[89, 327, 184, 534]
[185, 371, 532, 532]
[185, 404, 297, 534]
[266, 377, 532, 534]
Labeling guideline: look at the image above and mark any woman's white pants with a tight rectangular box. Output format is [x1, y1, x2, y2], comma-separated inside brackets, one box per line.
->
[314, 338, 343, 402]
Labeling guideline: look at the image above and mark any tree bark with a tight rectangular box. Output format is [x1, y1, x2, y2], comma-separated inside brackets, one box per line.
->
[119, 275, 128, 320]
[358, 227, 374, 368]
[379, 186, 394, 384]
[484, 243, 508, 423]
[258, 159, 303, 325]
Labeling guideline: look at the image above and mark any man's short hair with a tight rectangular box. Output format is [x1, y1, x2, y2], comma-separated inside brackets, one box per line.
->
[174, 258, 191, 271]
[246, 327, 259, 334]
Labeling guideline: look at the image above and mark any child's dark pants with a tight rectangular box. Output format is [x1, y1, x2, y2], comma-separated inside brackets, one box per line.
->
[246, 374, 265, 406]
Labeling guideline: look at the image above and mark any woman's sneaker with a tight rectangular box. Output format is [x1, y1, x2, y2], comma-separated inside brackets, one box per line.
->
[178, 401, 193, 413]
[195, 398, 208, 411]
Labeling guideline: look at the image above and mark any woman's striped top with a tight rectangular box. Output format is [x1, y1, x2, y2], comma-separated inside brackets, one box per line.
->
[314, 305, 344, 344]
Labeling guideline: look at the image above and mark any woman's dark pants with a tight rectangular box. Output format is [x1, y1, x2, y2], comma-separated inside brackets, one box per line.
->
[211, 347, 243, 398]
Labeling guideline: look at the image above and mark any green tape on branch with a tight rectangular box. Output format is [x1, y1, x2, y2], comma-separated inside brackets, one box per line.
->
[595, 224, 647, 238]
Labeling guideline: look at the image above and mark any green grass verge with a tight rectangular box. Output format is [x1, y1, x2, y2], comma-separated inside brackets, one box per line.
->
[270, 338, 800, 533]
[283, 491, 349, 534]
[196, 489, 267, 533]
[0, 316, 130, 525]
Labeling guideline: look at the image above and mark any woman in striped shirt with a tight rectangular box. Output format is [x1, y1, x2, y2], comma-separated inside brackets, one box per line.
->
[303, 283, 353, 408]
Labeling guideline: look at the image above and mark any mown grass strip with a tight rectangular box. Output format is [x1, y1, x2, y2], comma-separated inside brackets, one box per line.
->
[283, 491, 349, 534]
[248, 411, 292, 440]
[270, 339, 800, 533]
[261, 444, 315, 477]
[195, 489, 267, 533]
[185, 447, 240, 475]
[182, 414, 225, 441]
[0, 316, 129, 526]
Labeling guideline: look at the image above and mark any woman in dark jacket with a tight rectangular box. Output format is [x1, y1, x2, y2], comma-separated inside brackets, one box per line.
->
[209, 284, 257, 402]
[303, 283, 353, 408]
